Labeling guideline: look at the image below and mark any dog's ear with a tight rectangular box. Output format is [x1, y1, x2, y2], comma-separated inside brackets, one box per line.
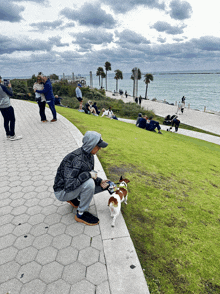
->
[120, 176, 123, 181]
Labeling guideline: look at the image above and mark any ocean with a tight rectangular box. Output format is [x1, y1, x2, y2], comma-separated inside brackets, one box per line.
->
[6, 70, 220, 112]
[85, 71, 220, 112]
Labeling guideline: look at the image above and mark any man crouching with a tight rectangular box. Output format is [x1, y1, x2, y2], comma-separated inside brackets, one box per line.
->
[53, 131, 109, 226]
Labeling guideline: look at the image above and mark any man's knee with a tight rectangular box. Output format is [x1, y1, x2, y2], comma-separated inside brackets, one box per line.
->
[83, 178, 95, 191]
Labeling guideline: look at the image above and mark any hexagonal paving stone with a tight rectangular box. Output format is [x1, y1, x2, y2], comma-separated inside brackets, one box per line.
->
[12, 214, 30, 226]
[0, 278, 22, 294]
[0, 261, 20, 283]
[41, 205, 58, 215]
[36, 246, 58, 265]
[14, 234, 35, 250]
[48, 223, 66, 236]
[14, 245, 37, 264]
[17, 261, 42, 284]
[11, 205, 28, 216]
[63, 262, 86, 285]
[83, 225, 101, 237]
[61, 213, 76, 225]
[20, 279, 46, 294]
[71, 234, 90, 250]
[10, 198, 25, 207]
[24, 198, 39, 208]
[0, 246, 18, 264]
[27, 206, 42, 216]
[33, 234, 53, 250]
[65, 223, 84, 237]
[56, 246, 78, 265]
[86, 262, 108, 285]
[46, 279, 71, 294]
[0, 234, 16, 250]
[57, 204, 73, 215]
[44, 213, 62, 225]
[70, 279, 95, 294]
[91, 235, 103, 251]
[78, 247, 100, 267]
[13, 223, 32, 236]
[40, 261, 64, 283]
[52, 234, 72, 250]
[39, 197, 54, 207]
[28, 213, 46, 225]
[30, 222, 49, 237]
[0, 223, 15, 236]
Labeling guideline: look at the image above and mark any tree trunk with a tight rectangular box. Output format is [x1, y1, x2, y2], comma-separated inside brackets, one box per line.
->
[145, 84, 148, 99]
[106, 71, 107, 90]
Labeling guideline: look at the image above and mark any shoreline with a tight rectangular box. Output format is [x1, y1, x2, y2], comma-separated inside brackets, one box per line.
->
[105, 90, 220, 136]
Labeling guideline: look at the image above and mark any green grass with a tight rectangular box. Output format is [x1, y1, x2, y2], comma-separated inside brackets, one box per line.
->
[54, 106, 220, 294]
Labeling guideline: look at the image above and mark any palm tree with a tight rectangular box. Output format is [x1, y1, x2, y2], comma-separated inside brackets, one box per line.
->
[101, 71, 106, 88]
[144, 73, 154, 99]
[114, 70, 123, 92]
[96, 67, 104, 87]
[131, 68, 141, 97]
[104, 61, 111, 91]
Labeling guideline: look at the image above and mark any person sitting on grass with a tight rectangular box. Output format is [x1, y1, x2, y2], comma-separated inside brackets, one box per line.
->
[54, 95, 64, 107]
[146, 116, 162, 134]
[92, 102, 100, 115]
[101, 107, 118, 120]
[53, 131, 110, 226]
[136, 113, 142, 126]
[84, 100, 98, 115]
[137, 115, 147, 129]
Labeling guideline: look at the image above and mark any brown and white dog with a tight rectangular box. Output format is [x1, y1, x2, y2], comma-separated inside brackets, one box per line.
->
[108, 176, 130, 227]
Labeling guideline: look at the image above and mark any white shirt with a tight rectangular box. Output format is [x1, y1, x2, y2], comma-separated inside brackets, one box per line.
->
[75, 87, 82, 98]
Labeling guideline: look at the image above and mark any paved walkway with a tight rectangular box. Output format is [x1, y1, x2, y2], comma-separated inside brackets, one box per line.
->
[106, 91, 220, 145]
[0, 99, 149, 294]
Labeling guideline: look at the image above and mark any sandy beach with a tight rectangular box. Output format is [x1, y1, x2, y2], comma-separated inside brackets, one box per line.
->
[106, 91, 220, 136]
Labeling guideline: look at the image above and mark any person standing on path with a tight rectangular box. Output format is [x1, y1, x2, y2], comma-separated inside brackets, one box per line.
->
[33, 76, 47, 122]
[53, 131, 110, 226]
[0, 76, 22, 141]
[35, 75, 57, 122]
[75, 83, 83, 111]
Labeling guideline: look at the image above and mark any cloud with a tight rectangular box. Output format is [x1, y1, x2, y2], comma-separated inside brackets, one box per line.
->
[0, 34, 66, 55]
[71, 29, 114, 51]
[30, 20, 63, 31]
[0, 2, 25, 22]
[151, 21, 186, 35]
[102, 0, 166, 13]
[115, 30, 151, 46]
[169, 0, 192, 20]
[60, 2, 116, 28]
[191, 36, 220, 52]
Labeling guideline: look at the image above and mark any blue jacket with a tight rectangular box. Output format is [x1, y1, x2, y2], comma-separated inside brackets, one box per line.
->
[138, 118, 146, 129]
[36, 79, 55, 101]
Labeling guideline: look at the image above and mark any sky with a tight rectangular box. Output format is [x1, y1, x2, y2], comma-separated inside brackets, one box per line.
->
[1, 0, 220, 78]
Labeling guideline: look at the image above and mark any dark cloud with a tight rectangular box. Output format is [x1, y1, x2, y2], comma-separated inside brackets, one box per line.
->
[102, 0, 166, 13]
[29, 20, 63, 31]
[169, 0, 192, 20]
[191, 36, 220, 52]
[60, 2, 116, 28]
[0, 34, 67, 55]
[151, 21, 186, 35]
[0, 2, 25, 22]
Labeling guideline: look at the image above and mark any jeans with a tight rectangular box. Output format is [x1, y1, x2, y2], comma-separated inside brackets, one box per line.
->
[37, 101, 46, 121]
[0, 106, 15, 136]
[54, 178, 103, 213]
[147, 120, 161, 131]
[47, 100, 57, 119]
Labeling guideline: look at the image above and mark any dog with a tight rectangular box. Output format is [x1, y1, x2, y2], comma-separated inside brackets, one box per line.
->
[107, 176, 130, 227]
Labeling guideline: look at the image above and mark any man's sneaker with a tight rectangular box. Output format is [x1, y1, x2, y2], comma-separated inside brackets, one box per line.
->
[9, 135, 22, 141]
[158, 131, 163, 134]
[51, 119, 57, 122]
[6, 135, 11, 139]
[42, 120, 48, 122]
[67, 198, 80, 208]
[75, 211, 99, 226]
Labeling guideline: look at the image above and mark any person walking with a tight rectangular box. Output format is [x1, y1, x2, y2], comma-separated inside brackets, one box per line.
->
[75, 83, 83, 111]
[33, 76, 47, 122]
[0, 76, 22, 141]
[53, 131, 109, 226]
[35, 75, 57, 122]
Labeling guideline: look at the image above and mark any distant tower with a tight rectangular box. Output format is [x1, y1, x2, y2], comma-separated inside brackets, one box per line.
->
[90, 71, 93, 87]
[63, 73, 65, 79]
[72, 72, 74, 81]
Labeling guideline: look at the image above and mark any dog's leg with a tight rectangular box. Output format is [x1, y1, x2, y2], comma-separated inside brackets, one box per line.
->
[111, 216, 117, 227]
[124, 194, 128, 205]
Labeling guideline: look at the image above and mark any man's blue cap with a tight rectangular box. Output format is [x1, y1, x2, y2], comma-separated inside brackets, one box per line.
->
[78, 83, 82, 87]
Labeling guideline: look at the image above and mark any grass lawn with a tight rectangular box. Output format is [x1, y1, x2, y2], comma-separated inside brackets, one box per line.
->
[57, 106, 220, 293]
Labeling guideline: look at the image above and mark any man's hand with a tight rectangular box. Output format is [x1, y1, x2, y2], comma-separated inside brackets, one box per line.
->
[8, 83, 12, 88]
[100, 179, 110, 189]
[90, 171, 97, 179]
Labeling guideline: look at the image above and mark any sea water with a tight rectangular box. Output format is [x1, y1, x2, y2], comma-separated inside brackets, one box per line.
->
[85, 71, 220, 112]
